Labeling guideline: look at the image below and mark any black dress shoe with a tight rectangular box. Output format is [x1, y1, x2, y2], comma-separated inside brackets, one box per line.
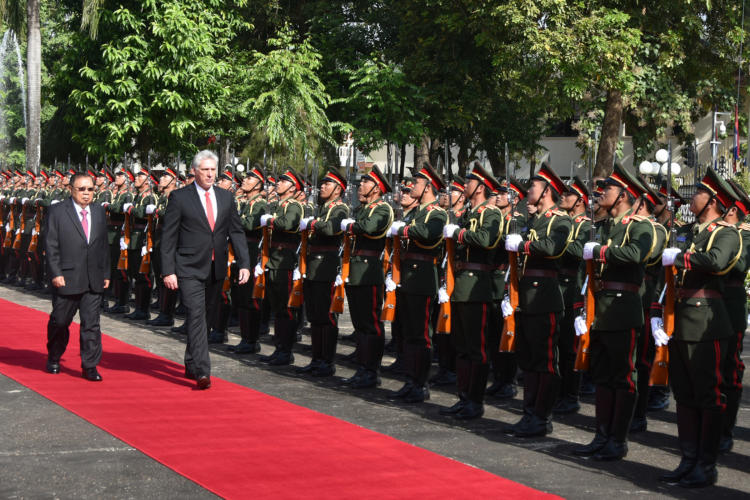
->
[197, 376, 211, 390]
[350, 370, 380, 389]
[592, 439, 628, 461]
[579, 379, 596, 395]
[46, 361, 60, 374]
[312, 362, 336, 377]
[439, 399, 466, 416]
[403, 385, 430, 403]
[296, 359, 322, 374]
[207, 329, 228, 344]
[629, 415, 647, 433]
[572, 432, 609, 456]
[82, 368, 103, 382]
[259, 349, 281, 363]
[171, 323, 186, 334]
[125, 310, 150, 321]
[647, 392, 670, 411]
[147, 314, 174, 327]
[268, 351, 294, 366]
[429, 369, 457, 386]
[718, 436, 734, 454]
[552, 397, 581, 415]
[228, 341, 261, 354]
[454, 400, 484, 420]
[513, 414, 552, 437]
[391, 380, 415, 399]
[25, 282, 43, 291]
[105, 304, 129, 314]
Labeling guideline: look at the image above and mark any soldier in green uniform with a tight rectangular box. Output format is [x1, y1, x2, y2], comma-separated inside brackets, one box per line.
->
[257, 169, 304, 366]
[13, 171, 37, 287]
[719, 179, 749, 454]
[226, 165, 267, 353]
[439, 163, 502, 420]
[574, 164, 656, 459]
[339, 165, 394, 389]
[550, 177, 591, 415]
[104, 169, 134, 313]
[655, 168, 742, 487]
[625, 178, 668, 433]
[295, 167, 349, 376]
[502, 164, 572, 436]
[122, 166, 157, 320]
[387, 163, 447, 403]
[430, 177, 465, 386]
[147, 167, 180, 327]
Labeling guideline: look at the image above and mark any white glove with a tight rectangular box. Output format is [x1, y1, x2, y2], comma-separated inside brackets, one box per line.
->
[4, 224, 8, 232]
[145, 204, 156, 215]
[119, 238, 127, 251]
[122, 202, 133, 212]
[583, 242, 599, 261]
[15, 228, 20, 234]
[31, 228, 38, 236]
[652, 318, 670, 346]
[662, 247, 681, 266]
[292, 267, 301, 281]
[505, 233, 523, 252]
[51, 200, 59, 205]
[385, 273, 397, 292]
[101, 202, 109, 208]
[254, 263, 264, 277]
[501, 298, 514, 318]
[574, 316, 588, 336]
[140, 246, 148, 256]
[299, 216, 314, 231]
[260, 214, 273, 227]
[21, 197, 28, 204]
[9, 197, 15, 203]
[438, 285, 450, 304]
[340, 218, 355, 232]
[443, 223, 459, 238]
[334, 274, 343, 287]
[389, 221, 406, 237]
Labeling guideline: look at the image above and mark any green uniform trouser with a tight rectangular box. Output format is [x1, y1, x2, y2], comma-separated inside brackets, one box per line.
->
[517, 311, 562, 375]
[589, 328, 638, 392]
[303, 280, 338, 363]
[450, 302, 496, 364]
[490, 301, 517, 385]
[267, 268, 298, 353]
[346, 283, 385, 371]
[669, 338, 728, 410]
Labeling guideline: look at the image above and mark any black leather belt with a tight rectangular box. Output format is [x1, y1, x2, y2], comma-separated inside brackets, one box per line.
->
[402, 252, 438, 263]
[309, 245, 339, 253]
[600, 281, 640, 293]
[353, 249, 381, 257]
[678, 289, 722, 299]
[456, 262, 494, 272]
[524, 269, 557, 278]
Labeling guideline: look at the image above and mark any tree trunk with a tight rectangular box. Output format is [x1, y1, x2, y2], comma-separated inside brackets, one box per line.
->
[594, 89, 623, 177]
[26, 0, 41, 174]
[414, 134, 430, 171]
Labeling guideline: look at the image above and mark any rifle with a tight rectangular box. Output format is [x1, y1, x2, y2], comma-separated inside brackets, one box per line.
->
[500, 142, 520, 351]
[437, 139, 455, 334]
[252, 148, 270, 299]
[331, 138, 354, 314]
[117, 215, 130, 271]
[223, 244, 235, 293]
[12, 201, 25, 250]
[381, 143, 399, 321]
[138, 214, 154, 275]
[288, 151, 310, 308]
[28, 204, 42, 253]
[575, 130, 599, 371]
[650, 141, 675, 386]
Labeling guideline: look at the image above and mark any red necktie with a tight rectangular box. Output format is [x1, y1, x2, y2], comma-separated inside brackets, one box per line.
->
[80, 209, 89, 241]
[205, 191, 215, 231]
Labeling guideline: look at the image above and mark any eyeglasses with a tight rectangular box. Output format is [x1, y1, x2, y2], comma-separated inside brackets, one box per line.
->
[75, 187, 95, 192]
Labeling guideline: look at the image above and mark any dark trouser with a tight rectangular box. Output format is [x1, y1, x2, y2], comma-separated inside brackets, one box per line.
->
[127, 247, 151, 313]
[267, 269, 299, 353]
[557, 306, 581, 402]
[491, 303, 517, 386]
[346, 284, 385, 371]
[634, 318, 654, 419]
[721, 330, 745, 443]
[517, 311, 562, 420]
[17, 233, 31, 279]
[590, 328, 638, 392]
[670, 338, 728, 411]
[397, 292, 435, 386]
[111, 240, 129, 306]
[235, 280, 262, 344]
[451, 301, 496, 404]
[47, 289, 103, 369]
[303, 280, 338, 363]
[179, 267, 223, 378]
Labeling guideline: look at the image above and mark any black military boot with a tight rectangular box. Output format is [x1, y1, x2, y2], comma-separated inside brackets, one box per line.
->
[593, 388, 636, 461]
[105, 280, 129, 314]
[440, 357, 472, 415]
[125, 285, 149, 320]
[719, 389, 741, 454]
[403, 346, 432, 403]
[228, 309, 261, 354]
[350, 334, 383, 389]
[573, 386, 615, 456]
[659, 404, 700, 483]
[313, 325, 338, 377]
[392, 345, 416, 399]
[503, 371, 540, 434]
[515, 372, 559, 437]
[678, 408, 722, 488]
[630, 367, 652, 433]
[430, 334, 457, 386]
[455, 362, 488, 420]
[647, 385, 670, 411]
[297, 326, 323, 374]
[269, 316, 295, 366]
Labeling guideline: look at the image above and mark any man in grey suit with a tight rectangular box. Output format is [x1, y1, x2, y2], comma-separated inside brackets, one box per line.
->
[44, 173, 110, 381]
[161, 150, 250, 390]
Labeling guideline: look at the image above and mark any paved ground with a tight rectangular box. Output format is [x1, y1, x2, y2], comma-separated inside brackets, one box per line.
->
[0, 284, 748, 499]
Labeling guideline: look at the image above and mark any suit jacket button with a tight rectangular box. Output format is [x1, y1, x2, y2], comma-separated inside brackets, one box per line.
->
[412, 264, 417, 269]
[363, 258, 368, 263]
[696, 301, 701, 306]
[468, 272, 473, 276]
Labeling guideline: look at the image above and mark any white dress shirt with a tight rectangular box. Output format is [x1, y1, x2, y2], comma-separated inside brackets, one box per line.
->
[72, 200, 91, 244]
[194, 183, 218, 226]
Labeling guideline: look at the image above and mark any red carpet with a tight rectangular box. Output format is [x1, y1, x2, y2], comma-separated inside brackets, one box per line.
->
[0, 298, 557, 499]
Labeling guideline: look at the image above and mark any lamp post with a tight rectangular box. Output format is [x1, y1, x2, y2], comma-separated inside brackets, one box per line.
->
[711, 110, 732, 170]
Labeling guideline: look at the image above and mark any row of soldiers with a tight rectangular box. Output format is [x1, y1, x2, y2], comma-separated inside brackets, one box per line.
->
[1, 158, 745, 489]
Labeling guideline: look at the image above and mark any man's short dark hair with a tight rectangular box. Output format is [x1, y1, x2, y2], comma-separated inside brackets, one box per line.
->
[69, 173, 94, 187]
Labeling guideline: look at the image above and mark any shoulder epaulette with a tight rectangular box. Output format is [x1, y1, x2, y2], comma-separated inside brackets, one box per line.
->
[715, 220, 735, 227]
[551, 209, 567, 216]
[630, 214, 648, 222]
[574, 215, 591, 223]
[738, 222, 750, 231]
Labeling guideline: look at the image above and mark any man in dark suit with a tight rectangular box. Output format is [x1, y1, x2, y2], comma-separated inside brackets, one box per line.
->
[45, 173, 110, 381]
[161, 150, 250, 390]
